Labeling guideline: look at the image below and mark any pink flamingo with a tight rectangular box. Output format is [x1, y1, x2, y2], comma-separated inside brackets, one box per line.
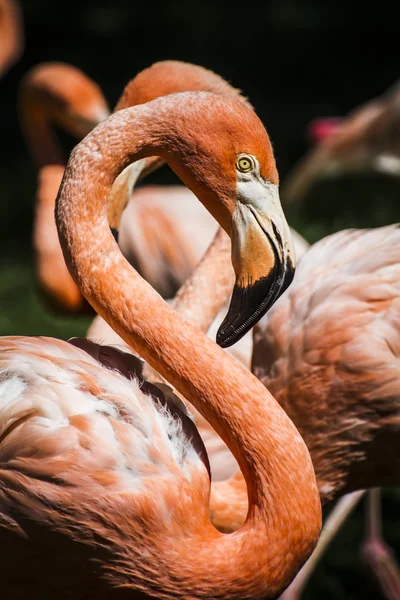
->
[282, 79, 400, 207]
[0, 91, 321, 598]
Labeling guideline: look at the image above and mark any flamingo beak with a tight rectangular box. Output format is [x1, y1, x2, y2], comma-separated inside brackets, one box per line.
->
[217, 185, 295, 348]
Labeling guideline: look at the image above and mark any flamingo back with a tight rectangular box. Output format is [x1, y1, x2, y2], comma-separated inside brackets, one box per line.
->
[0, 336, 213, 595]
[0, 336, 209, 483]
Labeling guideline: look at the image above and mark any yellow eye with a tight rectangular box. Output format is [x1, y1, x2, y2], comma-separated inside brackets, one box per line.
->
[236, 154, 254, 173]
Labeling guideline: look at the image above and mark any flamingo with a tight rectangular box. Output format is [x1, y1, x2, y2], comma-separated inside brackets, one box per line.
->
[281, 79, 400, 209]
[0, 0, 23, 78]
[19, 58, 309, 487]
[19, 62, 110, 313]
[0, 91, 322, 598]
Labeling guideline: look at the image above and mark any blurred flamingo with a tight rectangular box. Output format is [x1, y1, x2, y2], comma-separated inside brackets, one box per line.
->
[0, 91, 321, 598]
[0, 0, 23, 78]
[19, 62, 110, 312]
[282, 79, 400, 208]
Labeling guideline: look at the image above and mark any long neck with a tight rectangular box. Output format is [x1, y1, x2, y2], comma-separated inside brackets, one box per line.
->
[33, 164, 92, 313]
[171, 226, 234, 332]
[19, 86, 90, 312]
[19, 87, 81, 312]
[56, 103, 321, 598]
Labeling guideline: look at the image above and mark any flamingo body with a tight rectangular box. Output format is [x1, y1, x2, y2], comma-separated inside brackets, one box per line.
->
[253, 224, 400, 500]
[0, 336, 210, 599]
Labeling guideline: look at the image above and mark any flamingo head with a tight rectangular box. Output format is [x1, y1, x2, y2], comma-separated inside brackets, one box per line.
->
[115, 60, 251, 110]
[20, 62, 109, 138]
[160, 92, 296, 347]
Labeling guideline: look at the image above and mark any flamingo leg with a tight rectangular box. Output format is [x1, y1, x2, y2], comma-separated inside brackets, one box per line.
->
[360, 489, 400, 600]
[279, 491, 366, 600]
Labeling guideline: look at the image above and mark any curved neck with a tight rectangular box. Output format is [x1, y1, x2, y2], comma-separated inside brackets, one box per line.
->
[171, 226, 234, 332]
[56, 101, 321, 597]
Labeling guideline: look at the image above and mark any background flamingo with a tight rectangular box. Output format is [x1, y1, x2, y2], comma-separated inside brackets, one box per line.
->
[281, 78, 400, 217]
[276, 79, 400, 598]
[19, 62, 110, 312]
[0, 91, 321, 598]
[0, 0, 23, 79]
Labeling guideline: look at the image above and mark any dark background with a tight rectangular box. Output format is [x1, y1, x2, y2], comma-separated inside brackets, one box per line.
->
[1, 1, 400, 598]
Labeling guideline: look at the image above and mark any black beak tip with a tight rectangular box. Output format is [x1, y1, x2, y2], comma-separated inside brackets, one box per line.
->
[216, 327, 232, 349]
[216, 278, 270, 349]
[216, 259, 295, 349]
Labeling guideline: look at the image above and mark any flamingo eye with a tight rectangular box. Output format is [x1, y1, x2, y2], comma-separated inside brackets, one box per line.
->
[236, 154, 256, 173]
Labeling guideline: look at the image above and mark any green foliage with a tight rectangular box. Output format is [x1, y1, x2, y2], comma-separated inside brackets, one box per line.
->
[0, 261, 90, 338]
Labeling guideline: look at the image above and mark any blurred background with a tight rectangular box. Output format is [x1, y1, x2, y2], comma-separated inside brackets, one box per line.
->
[1, 0, 400, 598]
